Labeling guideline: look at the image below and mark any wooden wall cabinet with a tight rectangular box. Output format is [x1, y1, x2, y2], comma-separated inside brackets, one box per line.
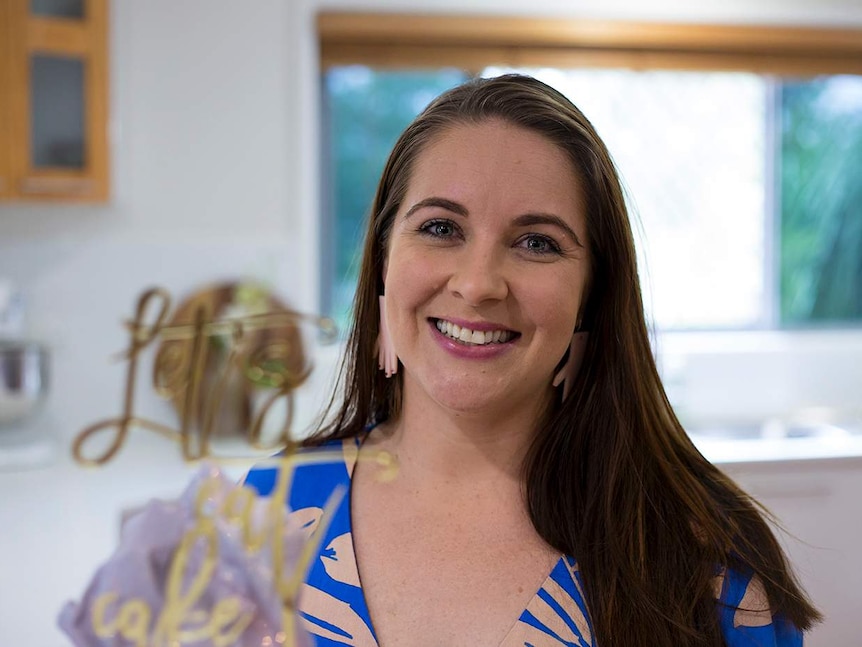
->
[0, 0, 108, 202]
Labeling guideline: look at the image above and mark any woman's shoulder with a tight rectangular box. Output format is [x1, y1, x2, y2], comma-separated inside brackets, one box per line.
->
[714, 567, 804, 647]
[242, 436, 362, 505]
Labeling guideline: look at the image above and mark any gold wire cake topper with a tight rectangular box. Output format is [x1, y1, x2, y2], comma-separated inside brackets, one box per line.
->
[65, 285, 397, 646]
[72, 285, 338, 466]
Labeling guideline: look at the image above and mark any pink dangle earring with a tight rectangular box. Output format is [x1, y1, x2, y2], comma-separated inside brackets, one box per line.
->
[553, 331, 589, 399]
[377, 296, 398, 378]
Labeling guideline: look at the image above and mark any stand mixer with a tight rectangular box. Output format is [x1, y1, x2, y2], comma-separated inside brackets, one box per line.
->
[0, 280, 53, 469]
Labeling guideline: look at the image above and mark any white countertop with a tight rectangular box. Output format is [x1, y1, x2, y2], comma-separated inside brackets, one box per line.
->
[688, 418, 862, 467]
[692, 432, 862, 466]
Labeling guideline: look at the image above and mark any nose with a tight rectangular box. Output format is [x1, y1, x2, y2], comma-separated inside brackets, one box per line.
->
[447, 246, 509, 306]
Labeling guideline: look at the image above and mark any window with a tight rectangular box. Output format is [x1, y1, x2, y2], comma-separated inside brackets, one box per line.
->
[319, 15, 862, 335]
[780, 76, 862, 325]
[321, 67, 469, 333]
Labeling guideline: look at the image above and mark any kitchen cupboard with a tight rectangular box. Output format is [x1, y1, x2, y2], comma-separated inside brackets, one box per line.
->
[723, 457, 862, 646]
[0, 0, 108, 202]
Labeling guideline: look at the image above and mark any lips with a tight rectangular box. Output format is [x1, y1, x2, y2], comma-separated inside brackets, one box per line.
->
[433, 318, 517, 345]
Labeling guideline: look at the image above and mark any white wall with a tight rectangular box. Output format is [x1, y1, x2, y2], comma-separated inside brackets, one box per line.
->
[0, 0, 861, 644]
[0, 0, 319, 441]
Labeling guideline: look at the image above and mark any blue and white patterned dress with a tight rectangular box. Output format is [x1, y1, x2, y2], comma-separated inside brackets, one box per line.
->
[244, 437, 803, 647]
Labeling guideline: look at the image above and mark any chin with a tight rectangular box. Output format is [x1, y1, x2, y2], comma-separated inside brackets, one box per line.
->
[431, 387, 496, 414]
[433, 382, 539, 420]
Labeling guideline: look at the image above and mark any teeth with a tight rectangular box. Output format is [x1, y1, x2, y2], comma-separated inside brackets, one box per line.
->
[434, 319, 513, 346]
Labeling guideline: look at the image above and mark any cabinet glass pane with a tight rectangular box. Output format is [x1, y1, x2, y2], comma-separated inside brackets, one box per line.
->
[30, 0, 85, 19]
[30, 55, 86, 169]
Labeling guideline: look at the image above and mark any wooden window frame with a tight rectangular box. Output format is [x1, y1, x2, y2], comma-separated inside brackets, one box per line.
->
[319, 12, 862, 76]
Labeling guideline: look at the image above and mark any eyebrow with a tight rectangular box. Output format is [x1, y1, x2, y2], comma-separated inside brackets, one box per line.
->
[404, 197, 468, 218]
[404, 196, 584, 248]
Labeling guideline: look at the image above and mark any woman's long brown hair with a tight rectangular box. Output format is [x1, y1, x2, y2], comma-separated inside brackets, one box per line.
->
[307, 74, 821, 646]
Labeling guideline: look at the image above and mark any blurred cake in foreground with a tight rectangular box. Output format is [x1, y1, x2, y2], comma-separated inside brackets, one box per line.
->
[58, 465, 317, 647]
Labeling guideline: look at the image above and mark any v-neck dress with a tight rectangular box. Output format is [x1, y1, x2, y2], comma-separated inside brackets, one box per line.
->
[243, 437, 803, 647]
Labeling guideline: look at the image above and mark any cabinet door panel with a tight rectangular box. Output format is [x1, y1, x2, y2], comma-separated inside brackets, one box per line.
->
[30, 0, 85, 20]
[30, 54, 86, 169]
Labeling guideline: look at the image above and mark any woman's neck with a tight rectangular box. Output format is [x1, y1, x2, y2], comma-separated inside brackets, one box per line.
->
[371, 380, 551, 492]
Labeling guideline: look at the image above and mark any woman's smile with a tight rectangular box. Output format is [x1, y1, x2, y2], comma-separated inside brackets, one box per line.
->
[432, 318, 519, 346]
[428, 317, 521, 361]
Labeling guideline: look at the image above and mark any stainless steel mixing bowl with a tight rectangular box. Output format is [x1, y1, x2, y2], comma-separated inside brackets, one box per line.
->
[0, 340, 49, 426]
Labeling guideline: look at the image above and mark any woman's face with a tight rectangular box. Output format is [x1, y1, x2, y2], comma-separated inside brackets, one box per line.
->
[382, 119, 590, 420]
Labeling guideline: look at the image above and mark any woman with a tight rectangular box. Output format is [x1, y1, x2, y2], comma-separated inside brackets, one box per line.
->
[246, 74, 820, 646]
